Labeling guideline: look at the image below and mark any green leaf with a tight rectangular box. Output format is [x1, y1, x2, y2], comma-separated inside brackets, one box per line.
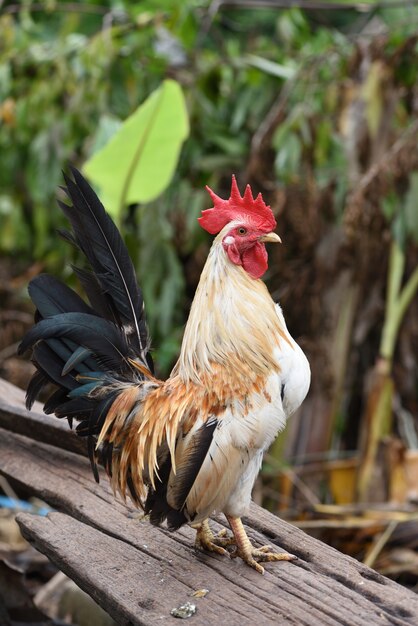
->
[83, 79, 189, 218]
[244, 54, 296, 80]
[274, 131, 302, 182]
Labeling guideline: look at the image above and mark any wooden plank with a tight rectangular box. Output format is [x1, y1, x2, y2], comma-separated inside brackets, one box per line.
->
[17, 511, 281, 626]
[0, 378, 86, 456]
[2, 427, 418, 626]
[0, 377, 36, 410]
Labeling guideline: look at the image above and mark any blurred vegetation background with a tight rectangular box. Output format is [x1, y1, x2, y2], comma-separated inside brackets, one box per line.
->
[1, 0, 418, 589]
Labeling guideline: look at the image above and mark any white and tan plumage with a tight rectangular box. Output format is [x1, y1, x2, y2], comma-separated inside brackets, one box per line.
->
[21, 171, 310, 574]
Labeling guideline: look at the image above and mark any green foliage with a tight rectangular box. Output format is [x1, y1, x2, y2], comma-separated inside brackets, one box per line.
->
[382, 173, 418, 248]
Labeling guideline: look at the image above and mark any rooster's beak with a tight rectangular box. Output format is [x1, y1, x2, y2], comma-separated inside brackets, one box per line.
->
[259, 232, 282, 243]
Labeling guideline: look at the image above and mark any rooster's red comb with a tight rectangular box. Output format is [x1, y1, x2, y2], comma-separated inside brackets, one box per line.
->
[198, 176, 276, 235]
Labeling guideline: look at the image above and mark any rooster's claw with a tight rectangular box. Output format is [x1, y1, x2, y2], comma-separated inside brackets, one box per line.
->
[194, 519, 233, 558]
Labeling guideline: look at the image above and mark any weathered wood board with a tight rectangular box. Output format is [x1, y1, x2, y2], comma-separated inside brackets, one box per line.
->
[0, 379, 417, 625]
[0, 378, 85, 456]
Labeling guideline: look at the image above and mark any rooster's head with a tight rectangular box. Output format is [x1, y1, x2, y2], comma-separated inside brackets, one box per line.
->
[198, 177, 281, 279]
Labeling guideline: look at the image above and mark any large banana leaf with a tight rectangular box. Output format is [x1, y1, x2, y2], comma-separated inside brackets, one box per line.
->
[83, 79, 189, 219]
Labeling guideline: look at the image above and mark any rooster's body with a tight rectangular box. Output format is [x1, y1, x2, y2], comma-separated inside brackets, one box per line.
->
[20, 170, 310, 573]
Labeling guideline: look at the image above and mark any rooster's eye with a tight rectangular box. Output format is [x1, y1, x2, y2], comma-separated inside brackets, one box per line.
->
[238, 227, 247, 236]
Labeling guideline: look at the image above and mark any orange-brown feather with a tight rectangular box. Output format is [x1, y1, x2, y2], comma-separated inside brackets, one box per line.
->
[97, 353, 277, 507]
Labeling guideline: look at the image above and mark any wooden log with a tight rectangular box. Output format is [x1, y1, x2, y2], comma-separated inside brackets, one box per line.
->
[1, 427, 417, 626]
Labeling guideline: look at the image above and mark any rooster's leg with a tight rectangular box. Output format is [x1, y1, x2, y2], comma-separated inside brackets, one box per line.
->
[226, 515, 297, 574]
[193, 519, 233, 557]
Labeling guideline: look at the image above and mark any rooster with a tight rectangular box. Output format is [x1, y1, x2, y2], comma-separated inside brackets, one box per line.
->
[20, 169, 310, 574]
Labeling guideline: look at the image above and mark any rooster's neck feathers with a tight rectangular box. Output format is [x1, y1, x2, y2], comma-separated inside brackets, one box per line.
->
[173, 230, 288, 385]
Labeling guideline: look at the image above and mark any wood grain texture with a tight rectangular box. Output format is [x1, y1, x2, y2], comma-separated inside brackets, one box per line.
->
[1, 421, 417, 626]
[0, 378, 86, 456]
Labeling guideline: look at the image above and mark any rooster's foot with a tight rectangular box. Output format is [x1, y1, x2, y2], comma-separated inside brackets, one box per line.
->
[231, 544, 297, 575]
[226, 515, 297, 575]
[194, 519, 233, 557]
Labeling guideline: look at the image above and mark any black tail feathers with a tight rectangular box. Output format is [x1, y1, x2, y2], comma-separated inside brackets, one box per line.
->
[19, 168, 153, 479]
